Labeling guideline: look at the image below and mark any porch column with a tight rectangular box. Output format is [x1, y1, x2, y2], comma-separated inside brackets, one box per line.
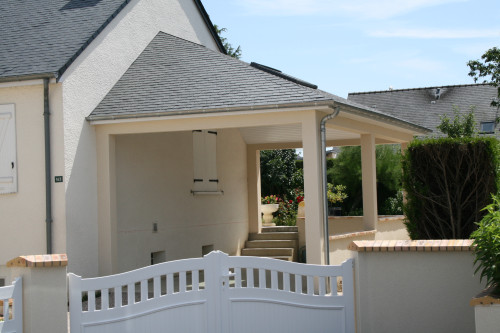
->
[96, 131, 118, 276]
[361, 134, 378, 230]
[302, 111, 325, 265]
[247, 146, 262, 234]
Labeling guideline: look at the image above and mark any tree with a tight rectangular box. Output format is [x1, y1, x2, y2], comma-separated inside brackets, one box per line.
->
[468, 47, 500, 108]
[437, 106, 476, 138]
[260, 149, 302, 198]
[329, 145, 402, 215]
[214, 25, 242, 59]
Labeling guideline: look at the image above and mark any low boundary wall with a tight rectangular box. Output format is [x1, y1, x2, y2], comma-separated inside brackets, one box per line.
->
[349, 240, 483, 333]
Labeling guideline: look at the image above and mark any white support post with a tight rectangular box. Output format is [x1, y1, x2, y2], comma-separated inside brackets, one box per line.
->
[302, 111, 325, 265]
[247, 147, 261, 234]
[361, 134, 378, 231]
[7, 254, 68, 333]
[96, 131, 118, 275]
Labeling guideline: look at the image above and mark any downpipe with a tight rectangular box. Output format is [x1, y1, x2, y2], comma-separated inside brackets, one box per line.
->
[44, 78, 53, 254]
[320, 106, 340, 265]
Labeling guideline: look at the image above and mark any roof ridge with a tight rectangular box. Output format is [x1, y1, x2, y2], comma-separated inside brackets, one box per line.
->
[349, 83, 492, 96]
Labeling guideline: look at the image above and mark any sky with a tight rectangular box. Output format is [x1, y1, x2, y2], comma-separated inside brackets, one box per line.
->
[202, 0, 500, 98]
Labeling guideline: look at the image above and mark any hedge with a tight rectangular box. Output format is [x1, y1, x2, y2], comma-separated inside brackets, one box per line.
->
[402, 137, 500, 239]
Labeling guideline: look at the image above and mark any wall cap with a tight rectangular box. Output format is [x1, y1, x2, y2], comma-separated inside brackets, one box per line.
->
[6, 254, 68, 267]
[330, 230, 376, 241]
[348, 240, 474, 252]
[470, 285, 500, 306]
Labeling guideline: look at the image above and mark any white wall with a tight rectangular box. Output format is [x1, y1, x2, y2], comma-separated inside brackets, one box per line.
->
[115, 129, 248, 273]
[0, 83, 66, 283]
[61, 0, 221, 277]
[354, 250, 483, 333]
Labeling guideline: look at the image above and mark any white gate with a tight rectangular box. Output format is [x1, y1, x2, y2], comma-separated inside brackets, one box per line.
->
[0, 277, 22, 333]
[69, 252, 354, 333]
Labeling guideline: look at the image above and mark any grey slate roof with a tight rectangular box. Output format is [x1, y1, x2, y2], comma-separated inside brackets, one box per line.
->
[0, 0, 225, 81]
[88, 31, 430, 136]
[0, 0, 131, 80]
[348, 84, 498, 136]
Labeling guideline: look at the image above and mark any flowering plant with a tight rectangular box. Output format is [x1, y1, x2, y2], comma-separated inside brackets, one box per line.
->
[261, 195, 279, 204]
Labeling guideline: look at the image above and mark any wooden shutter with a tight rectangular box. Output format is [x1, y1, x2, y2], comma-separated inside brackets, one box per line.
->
[192, 130, 218, 192]
[0, 104, 17, 194]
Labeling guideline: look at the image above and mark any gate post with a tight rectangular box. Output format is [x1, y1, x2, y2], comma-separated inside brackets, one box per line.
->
[204, 251, 230, 333]
[7, 254, 68, 333]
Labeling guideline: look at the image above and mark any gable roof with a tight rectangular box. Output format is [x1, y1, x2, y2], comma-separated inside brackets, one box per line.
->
[0, 0, 225, 82]
[88, 31, 429, 136]
[348, 84, 498, 135]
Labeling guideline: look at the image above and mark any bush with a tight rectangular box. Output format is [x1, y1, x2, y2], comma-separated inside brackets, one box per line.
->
[471, 195, 500, 290]
[402, 137, 500, 239]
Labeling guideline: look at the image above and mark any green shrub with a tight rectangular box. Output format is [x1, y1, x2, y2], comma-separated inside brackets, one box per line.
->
[471, 195, 500, 290]
[402, 137, 500, 239]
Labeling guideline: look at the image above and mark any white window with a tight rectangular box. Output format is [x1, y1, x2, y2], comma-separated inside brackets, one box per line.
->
[192, 130, 218, 192]
[0, 104, 17, 194]
[480, 121, 495, 133]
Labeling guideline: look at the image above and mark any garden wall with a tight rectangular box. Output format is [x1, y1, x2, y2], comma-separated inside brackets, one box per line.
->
[349, 240, 483, 333]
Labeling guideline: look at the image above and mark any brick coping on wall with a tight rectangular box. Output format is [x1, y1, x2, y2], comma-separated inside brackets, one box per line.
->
[6, 254, 68, 267]
[347, 240, 474, 252]
[329, 230, 377, 241]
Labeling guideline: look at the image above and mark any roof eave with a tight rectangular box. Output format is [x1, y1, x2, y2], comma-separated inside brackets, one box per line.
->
[0, 72, 58, 83]
[87, 99, 431, 134]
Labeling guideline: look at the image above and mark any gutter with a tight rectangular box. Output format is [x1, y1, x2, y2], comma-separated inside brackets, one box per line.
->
[43, 78, 53, 254]
[320, 106, 340, 265]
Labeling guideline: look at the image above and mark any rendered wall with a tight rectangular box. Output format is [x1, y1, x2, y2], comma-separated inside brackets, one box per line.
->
[0, 83, 66, 283]
[114, 129, 248, 273]
[61, 0, 221, 277]
[354, 249, 483, 333]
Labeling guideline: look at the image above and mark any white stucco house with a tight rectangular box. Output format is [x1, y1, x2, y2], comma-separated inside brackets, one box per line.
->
[0, 0, 429, 281]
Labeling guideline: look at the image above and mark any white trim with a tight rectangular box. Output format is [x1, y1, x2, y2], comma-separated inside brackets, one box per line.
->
[191, 190, 224, 196]
[88, 105, 334, 125]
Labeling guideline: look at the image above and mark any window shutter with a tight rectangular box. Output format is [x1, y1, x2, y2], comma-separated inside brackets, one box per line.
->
[0, 104, 17, 194]
[192, 130, 218, 192]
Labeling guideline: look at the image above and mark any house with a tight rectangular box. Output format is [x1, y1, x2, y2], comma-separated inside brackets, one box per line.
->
[0, 0, 429, 281]
[348, 83, 499, 136]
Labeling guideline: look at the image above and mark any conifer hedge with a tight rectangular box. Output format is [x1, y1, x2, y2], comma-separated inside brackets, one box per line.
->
[402, 137, 500, 239]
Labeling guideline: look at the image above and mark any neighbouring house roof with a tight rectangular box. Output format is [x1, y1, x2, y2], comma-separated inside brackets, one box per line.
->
[348, 84, 498, 136]
[87, 32, 430, 135]
[0, 0, 225, 82]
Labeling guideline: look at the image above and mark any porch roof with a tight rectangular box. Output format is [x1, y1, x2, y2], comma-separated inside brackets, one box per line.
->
[87, 32, 429, 135]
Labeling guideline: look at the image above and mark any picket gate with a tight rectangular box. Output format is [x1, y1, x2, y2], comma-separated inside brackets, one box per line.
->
[0, 277, 22, 333]
[69, 251, 354, 333]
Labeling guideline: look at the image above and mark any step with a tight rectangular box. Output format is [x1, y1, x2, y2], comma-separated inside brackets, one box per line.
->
[249, 232, 298, 241]
[262, 226, 298, 233]
[241, 248, 294, 257]
[245, 240, 297, 249]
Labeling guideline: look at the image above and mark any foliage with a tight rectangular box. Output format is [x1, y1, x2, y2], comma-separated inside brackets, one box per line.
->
[329, 145, 402, 215]
[382, 191, 404, 215]
[326, 184, 347, 204]
[437, 106, 477, 138]
[260, 149, 303, 198]
[468, 46, 500, 108]
[471, 195, 500, 290]
[402, 137, 500, 239]
[214, 25, 242, 59]
[261, 195, 279, 204]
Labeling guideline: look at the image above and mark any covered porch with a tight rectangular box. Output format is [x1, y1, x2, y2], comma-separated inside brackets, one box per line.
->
[87, 32, 428, 275]
[91, 103, 426, 275]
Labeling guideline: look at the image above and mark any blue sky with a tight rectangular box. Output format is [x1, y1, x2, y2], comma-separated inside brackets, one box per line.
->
[202, 0, 500, 98]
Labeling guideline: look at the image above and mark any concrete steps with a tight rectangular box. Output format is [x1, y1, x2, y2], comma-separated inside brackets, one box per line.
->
[241, 227, 299, 262]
